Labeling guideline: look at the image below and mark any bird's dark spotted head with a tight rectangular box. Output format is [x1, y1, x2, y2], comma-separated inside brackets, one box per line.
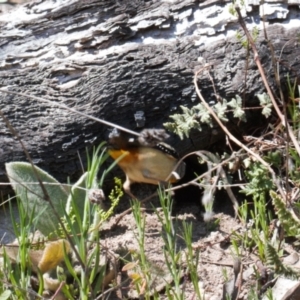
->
[108, 128, 138, 150]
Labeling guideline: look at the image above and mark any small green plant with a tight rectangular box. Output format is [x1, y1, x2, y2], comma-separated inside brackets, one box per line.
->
[0, 143, 121, 299]
[130, 200, 152, 298]
[256, 93, 273, 118]
[231, 162, 273, 259]
[264, 288, 275, 300]
[247, 287, 260, 300]
[232, 199, 271, 261]
[121, 187, 204, 300]
[240, 162, 274, 199]
[235, 27, 259, 48]
[232, 202, 255, 251]
[265, 243, 299, 279]
[164, 96, 246, 139]
[155, 187, 184, 300]
[182, 221, 202, 300]
[270, 191, 300, 237]
[228, 0, 246, 16]
[0, 197, 36, 299]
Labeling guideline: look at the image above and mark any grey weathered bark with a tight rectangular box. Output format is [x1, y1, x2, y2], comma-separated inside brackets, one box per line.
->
[0, 0, 299, 190]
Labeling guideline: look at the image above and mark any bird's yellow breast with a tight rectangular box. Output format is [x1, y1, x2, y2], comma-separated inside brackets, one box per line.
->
[108, 147, 179, 184]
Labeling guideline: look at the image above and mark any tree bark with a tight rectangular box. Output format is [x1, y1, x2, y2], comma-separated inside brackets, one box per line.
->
[0, 0, 299, 189]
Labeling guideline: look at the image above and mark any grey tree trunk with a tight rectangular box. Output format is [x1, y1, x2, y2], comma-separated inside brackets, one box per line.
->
[0, 0, 299, 191]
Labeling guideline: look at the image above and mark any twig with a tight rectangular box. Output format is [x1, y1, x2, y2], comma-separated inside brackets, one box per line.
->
[193, 66, 286, 199]
[50, 281, 65, 300]
[95, 277, 131, 300]
[165, 150, 245, 193]
[261, 4, 292, 198]
[0, 88, 140, 137]
[234, 259, 243, 300]
[235, 6, 300, 160]
[166, 130, 279, 195]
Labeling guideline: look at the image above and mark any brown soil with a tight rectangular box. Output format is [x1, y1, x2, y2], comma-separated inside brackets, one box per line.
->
[99, 184, 259, 300]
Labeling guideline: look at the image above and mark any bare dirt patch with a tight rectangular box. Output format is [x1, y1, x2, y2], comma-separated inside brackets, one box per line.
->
[99, 185, 255, 300]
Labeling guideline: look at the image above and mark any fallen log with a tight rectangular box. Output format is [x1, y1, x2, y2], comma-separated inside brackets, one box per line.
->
[0, 0, 299, 191]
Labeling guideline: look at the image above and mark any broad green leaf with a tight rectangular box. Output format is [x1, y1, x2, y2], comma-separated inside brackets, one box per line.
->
[5, 162, 68, 237]
[0, 290, 11, 300]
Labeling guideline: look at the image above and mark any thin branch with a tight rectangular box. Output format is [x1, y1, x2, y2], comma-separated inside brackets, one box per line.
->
[235, 6, 300, 160]
[193, 66, 285, 199]
[261, 4, 291, 197]
[166, 149, 245, 193]
[0, 88, 140, 137]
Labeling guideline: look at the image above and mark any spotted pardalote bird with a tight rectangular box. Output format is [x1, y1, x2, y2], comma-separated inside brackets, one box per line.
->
[107, 128, 186, 198]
